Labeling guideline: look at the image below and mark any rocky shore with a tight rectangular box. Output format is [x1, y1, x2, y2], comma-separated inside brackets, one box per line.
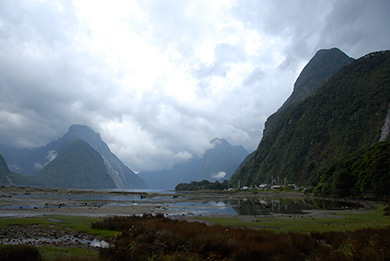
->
[0, 225, 110, 249]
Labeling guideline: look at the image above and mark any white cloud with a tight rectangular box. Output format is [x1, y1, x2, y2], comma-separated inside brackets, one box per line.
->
[212, 171, 227, 179]
[0, 0, 389, 171]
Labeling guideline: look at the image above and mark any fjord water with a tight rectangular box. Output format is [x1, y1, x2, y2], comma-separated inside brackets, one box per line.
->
[4, 188, 362, 216]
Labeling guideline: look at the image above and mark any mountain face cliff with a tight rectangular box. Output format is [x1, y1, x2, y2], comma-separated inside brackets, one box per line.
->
[0, 125, 147, 189]
[48, 125, 147, 189]
[264, 48, 354, 137]
[34, 139, 116, 189]
[231, 49, 390, 189]
[139, 138, 248, 189]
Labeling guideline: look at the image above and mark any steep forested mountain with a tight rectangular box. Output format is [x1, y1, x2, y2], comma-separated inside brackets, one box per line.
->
[0, 125, 147, 189]
[316, 141, 390, 197]
[231, 50, 390, 190]
[264, 48, 354, 137]
[34, 140, 116, 189]
[139, 138, 248, 189]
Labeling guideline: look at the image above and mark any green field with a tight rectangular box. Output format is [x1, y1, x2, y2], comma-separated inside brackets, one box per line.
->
[191, 204, 390, 233]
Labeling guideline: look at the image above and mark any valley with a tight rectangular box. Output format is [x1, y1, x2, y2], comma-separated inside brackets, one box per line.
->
[0, 185, 389, 260]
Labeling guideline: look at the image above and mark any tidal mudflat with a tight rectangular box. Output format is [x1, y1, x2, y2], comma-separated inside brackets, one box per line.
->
[0, 185, 370, 218]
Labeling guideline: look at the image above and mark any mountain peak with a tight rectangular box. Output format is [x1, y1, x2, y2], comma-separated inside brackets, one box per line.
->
[210, 138, 229, 147]
[291, 47, 354, 101]
[67, 124, 98, 137]
[263, 47, 354, 137]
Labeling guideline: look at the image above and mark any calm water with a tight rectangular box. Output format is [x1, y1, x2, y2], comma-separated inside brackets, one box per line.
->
[3, 190, 363, 216]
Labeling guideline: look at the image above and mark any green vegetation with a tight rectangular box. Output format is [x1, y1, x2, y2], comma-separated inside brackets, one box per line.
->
[231, 50, 390, 190]
[0, 215, 117, 238]
[316, 141, 390, 197]
[175, 179, 229, 191]
[0, 245, 42, 261]
[1, 207, 390, 260]
[264, 48, 354, 137]
[93, 213, 390, 260]
[192, 204, 390, 233]
[0, 245, 98, 261]
[38, 246, 98, 261]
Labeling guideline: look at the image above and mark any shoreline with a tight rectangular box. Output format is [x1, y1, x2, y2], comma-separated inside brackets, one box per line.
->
[0, 185, 379, 219]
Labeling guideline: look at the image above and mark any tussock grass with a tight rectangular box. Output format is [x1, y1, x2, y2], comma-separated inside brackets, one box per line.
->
[93, 214, 390, 260]
[37, 246, 98, 261]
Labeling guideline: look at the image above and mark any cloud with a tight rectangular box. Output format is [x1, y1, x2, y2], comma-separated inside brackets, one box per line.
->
[212, 172, 227, 179]
[34, 150, 58, 170]
[0, 0, 389, 171]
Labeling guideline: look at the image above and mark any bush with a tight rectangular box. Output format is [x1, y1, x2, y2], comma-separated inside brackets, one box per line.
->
[92, 214, 390, 260]
[0, 245, 42, 261]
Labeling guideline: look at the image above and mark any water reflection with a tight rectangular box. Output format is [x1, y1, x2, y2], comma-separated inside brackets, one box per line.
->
[2, 190, 363, 216]
[229, 198, 362, 216]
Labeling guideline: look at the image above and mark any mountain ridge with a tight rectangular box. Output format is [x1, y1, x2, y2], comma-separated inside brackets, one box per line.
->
[263, 48, 354, 137]
[0, 125, 147, 189]
[139, 138, 248, 189]
[231, 49, 389, 188]
[34, 139, 116, 189]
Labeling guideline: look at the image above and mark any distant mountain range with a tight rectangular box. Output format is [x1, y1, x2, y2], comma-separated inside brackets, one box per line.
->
[231, 49, 390, 196]
[139, 138, 248, 189]
[0, 125, 147, 189]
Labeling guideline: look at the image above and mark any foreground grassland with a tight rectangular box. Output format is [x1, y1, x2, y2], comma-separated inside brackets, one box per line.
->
[0, 215, 117, 238]
[0, 204, 389, 260]
[192, 204, 390, 233]
[37, 246, 99, 261]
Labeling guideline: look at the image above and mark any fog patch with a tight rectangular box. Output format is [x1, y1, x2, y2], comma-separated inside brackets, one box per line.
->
[34, 150, 58, 170]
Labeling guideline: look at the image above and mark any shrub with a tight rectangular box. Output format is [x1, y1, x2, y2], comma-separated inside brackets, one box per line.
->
[0, 245, 42, 261]
[94, 215, 390, 260]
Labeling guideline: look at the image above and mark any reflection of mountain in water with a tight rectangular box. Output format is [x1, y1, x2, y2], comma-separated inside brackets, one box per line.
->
[229, 198, 362, 216]
[230, 198, 306, 215]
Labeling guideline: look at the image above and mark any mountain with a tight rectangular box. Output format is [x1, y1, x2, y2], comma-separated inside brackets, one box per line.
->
[264, 48, 354, 137]
[195, 138, 248, 180]
[138, 158, 198, 189]
[316, 141, 390, 197]
[139, 138, 248, 189]
[0, 144, 55, 176]
[0, 125, 147, 189]
[230, 49, 390, 188]
[0, 154, 32, 185]
[47, 125, 147, 189]
[33, 139, 116, 189]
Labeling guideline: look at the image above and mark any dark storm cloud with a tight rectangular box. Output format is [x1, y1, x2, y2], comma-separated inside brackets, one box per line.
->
[0, 0, 389, 171]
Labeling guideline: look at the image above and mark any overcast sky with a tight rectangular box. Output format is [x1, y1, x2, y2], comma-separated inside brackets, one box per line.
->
[0, 0, 389, 171]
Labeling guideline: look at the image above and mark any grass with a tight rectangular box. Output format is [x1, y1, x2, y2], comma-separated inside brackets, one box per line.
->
[38, 246, 98, 260]
[191, 204, 390, 233]
[0, 215, 115, 260]
[93, 214, 390, 260]
[0, 215, 118, 238]
[0, 245, 99, 261]
[1, 207, 390, 260]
